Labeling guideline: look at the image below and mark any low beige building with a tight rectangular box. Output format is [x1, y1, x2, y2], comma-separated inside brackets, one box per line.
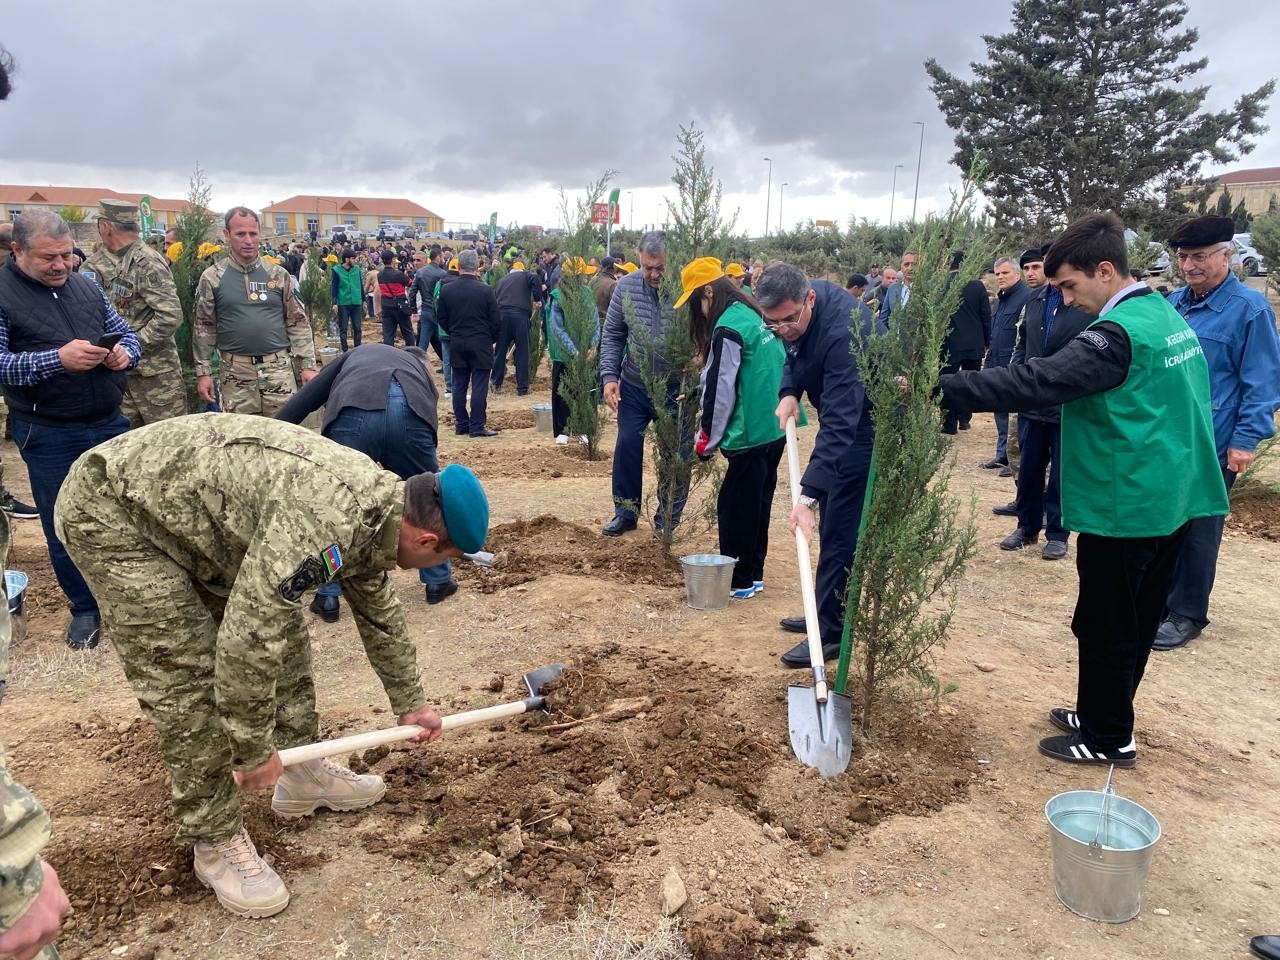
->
[0, 184, 189, 230]
[1204, 167, 1280, 218]
[262, 195, 444, 236]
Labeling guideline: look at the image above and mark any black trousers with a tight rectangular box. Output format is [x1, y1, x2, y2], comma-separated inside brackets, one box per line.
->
[1072, 524, 1189, 750]
[814, 428, 874, 647]
[381, 304, 414, 347]
[940, 359, 981, 431]
[1165, 466, 1235, 627]
[492, 307, 531, 394]
[716, 439, 785, 589]
[550, 360, 570, 437]
[1016, 417, 1067, 542]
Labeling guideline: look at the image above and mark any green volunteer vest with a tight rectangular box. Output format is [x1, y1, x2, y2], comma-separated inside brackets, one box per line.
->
[1060, 290, 1227, 537]
[716, 301, 785, 452]
[333, 264, 364, 306]
[548, 287, 594, 363]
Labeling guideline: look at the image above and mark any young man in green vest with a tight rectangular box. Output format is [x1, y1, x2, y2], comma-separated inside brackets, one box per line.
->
[329, 249, 365, 352]
[940, 212, 1227, 767]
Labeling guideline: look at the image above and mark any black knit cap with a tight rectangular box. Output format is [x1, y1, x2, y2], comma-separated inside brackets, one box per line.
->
[1018, 247, 1044, 267]
[1168, 215, 1234, 249]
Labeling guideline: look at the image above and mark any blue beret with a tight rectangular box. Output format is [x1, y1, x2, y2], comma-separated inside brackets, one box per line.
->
[438, 464, 489, 554]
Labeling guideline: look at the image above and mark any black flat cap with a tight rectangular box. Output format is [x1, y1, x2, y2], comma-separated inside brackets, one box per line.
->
[1019, 248, 1044, 267]
[1169, 215, 1234, 249]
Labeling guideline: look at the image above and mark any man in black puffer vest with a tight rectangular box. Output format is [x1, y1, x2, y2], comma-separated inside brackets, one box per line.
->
[0, 210, 141, 649]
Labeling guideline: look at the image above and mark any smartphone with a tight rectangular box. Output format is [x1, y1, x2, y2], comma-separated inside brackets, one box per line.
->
[96, 332, 124, 350]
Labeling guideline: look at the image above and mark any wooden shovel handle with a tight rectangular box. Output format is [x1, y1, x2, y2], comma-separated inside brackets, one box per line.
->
[785, 418, 829, 703]
[278, 697, 540, 767]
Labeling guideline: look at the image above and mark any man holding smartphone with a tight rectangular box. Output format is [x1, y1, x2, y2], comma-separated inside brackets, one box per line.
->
[0, 209, 140, 650]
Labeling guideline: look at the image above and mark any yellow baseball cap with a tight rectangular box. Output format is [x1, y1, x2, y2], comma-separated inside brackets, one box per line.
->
[447, 258, 460, 273]
[674, 257, 724, 308]
[725, 261, 745, 278]
[618, 261, 638, 274]
[512, 260, 526, 270]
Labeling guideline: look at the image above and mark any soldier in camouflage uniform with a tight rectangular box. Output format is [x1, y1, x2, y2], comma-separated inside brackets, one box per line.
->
[83, 199, 188, 427]
[194, 207, 317, 417]
[0, 509, 71, 959]
[54, 415, 490, 918]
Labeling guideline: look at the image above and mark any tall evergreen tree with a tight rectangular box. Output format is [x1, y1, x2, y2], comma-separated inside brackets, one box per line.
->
[1230, 198, 1252, 233]
[926, 0, 1274, 232]
[1215, 185, 1234, 218]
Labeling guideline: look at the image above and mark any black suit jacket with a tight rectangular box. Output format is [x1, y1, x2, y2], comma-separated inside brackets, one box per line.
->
[1010, 286, 1093, 423]
[943, 276, 992, 364]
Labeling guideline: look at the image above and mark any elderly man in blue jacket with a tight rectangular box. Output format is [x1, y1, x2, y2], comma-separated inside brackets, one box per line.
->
[761, 262, 883, 667]
[1154, 215, 1280, 650]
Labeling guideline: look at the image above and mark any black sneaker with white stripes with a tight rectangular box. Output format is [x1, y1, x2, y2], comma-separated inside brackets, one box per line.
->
[1048, 707, 1080, 734]
[1039, 733, 1136, 768]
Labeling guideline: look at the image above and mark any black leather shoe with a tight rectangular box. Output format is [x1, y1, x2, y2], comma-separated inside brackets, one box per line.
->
[470, 428, 499, 438]
[425, 579, 459, 604]
[1251, 935, 1280, 960]
[998, 465, 1014, 477]
[1000, 528, 1039, 551]
[66, 614, 100, 650]
[992, 500, 1018, 517]
[780, 639, 842, 668]
[601, 516, 637, 537]
[1152, 612, 1201, 651]
[958, 420, 971, 430]
[780, 616, 806, 634]
[1041, 540, 1068, 560]
[941, 425, 958, 435]
[979, 458, 1008, 469]
[309, 593, 340, 622]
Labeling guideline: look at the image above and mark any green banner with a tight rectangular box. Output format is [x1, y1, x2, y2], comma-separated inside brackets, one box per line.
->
[139, 195, 154, 235]
[488, 211, 498, 244]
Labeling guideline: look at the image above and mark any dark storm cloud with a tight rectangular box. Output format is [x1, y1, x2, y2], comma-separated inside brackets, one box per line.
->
[3, 0, 1276, 203]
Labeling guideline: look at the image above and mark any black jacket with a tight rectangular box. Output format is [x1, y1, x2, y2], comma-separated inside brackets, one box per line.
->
[411, 262, 447, 320]
[779, 280, 881, 498]
[275, 342, 438, 436]
[988, 280, 1034, 366]
[0, 259, 128, 424]
[436, 274, 501, 351]
[1011, 286, 1094, 423]
[494, 269, 539, 313]
[943, 276, 992, 364]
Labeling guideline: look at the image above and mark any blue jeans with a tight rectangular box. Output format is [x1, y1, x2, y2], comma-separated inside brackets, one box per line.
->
[440, 340, 452, 390]
[611, 378, 694, 525]
[11, 412, 131, 617]
[1165, 466, 1235, 627]
[315, 382, 452, 597]
[994, 411, 1009, 461]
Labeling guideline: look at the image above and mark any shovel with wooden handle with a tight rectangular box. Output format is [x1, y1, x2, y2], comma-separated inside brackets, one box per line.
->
[783, 417, 853, 778]
[278, 663, 565, 767]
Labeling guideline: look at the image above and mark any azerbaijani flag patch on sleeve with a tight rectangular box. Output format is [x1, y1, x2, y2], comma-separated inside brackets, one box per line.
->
[321, 543, 344, 578]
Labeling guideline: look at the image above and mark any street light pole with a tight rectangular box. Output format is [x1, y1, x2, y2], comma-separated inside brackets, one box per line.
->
[911, 121, 925, 223]
[763, 157, 772, 238]
[889, 164, 903, 227]
[779, 183, 788, 233]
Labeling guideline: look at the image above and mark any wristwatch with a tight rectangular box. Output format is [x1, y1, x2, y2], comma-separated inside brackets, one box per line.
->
[798, 495, 819, 512]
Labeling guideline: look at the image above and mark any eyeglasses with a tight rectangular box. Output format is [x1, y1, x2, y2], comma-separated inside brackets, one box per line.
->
[762, 300, 809, 331]
[1175, 246, 1230, 265]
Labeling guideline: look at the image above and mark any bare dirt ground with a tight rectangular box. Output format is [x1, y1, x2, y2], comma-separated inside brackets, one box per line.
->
[2, 350, 1277, 959]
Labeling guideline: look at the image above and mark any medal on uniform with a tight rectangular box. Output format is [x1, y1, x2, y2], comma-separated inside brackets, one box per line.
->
[248, 280, 269, 302]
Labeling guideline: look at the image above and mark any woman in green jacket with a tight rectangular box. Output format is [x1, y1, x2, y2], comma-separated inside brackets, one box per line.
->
[681, 258, 787, 599]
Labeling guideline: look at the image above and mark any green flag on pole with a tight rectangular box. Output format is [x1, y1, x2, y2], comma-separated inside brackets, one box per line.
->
[606, 188, 621, 256]
[139, 195, 154, 235]
[488, 211, 498, 244]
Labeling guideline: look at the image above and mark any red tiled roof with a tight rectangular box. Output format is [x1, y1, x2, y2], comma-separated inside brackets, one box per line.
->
[1212, 167, 1280, 186]
[0, 184, 190, 211]
[263, 194, 442, 219]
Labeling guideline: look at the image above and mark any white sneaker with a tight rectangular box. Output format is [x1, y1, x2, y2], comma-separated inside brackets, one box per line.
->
[578, 435, 589, 445]
[193, 827, 290, 918]
[271, 758, 386, 818]
[554, 434, 569, 445]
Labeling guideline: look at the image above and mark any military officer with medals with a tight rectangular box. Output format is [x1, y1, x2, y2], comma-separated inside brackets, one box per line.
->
[83, 199, 187, 426]
[194, 207, 317, 416]
[54, 414, 491, 918]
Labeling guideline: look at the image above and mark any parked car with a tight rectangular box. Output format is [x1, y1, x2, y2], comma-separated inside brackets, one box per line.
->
[1123, 228, 1170, 276]
[1232, 234, 1267, 276]
[327, 223, 364, 242]
[376, 221, 412, 240]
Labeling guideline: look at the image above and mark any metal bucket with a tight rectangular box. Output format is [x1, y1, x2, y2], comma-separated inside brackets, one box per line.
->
[680, 554, 736, 611]
[532, 402, 553, 435]
[5, 570, 27, 617]
[1045, 774, 1161, 923]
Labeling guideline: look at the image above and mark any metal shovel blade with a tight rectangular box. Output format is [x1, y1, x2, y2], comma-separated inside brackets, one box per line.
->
[523, 663, 567, 707]
[787, 684, 854, 778]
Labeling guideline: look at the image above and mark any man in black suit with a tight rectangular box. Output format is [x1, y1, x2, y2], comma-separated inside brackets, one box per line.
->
[940, 251, 992, 434]
[998, 244, 1092, 560]
[436, 248, 501, 437]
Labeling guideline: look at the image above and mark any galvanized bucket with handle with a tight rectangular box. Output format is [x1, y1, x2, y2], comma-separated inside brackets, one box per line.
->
[680, 554, 736, 611]
[531, 402, 553, 435]
[1045, 765, 1162, 923]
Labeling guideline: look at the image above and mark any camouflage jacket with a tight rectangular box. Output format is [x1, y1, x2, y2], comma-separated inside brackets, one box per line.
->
[52, 415, 426, 771]
[193, 256, 315, 378]
[0, 512, 52, 936]
[82, 240, 183, 378]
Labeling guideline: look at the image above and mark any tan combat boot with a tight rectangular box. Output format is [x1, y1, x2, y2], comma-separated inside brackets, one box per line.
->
[271, 757, 386, 818]
[193, 827, 290, 918]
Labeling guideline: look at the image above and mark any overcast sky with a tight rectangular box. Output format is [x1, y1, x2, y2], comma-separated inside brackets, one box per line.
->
[3, 0, 1277, 235]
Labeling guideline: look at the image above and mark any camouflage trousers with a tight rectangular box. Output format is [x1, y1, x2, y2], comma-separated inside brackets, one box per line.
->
[122, 368, 188, 428]
[219, 352, 297, 417]
[55, 470, 318, 845]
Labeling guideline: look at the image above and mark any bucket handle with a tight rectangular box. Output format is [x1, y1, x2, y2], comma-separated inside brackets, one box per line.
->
[1086, 764, 1116, 860]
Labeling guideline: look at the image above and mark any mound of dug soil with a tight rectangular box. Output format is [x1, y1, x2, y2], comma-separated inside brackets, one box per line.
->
[360, 645, 978, 941]
[439, 408, 536, 431]
[455, 442, 613, 480]
[1227, 489, 1280, 541]
[455, 516, 683, 592]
